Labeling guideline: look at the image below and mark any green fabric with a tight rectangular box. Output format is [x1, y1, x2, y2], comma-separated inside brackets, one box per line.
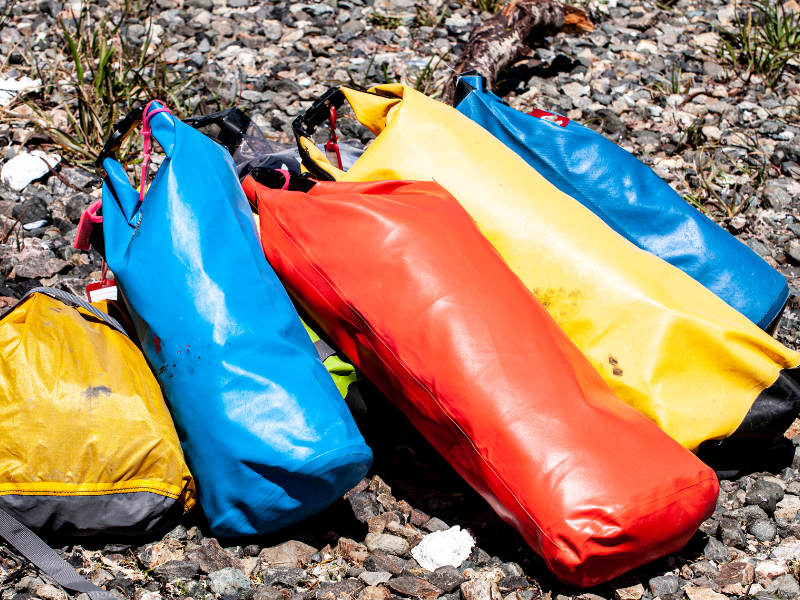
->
[301, 317, 360, 398]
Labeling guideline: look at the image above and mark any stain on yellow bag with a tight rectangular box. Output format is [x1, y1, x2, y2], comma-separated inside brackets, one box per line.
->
[0, 288, 195, 535]
[293, 85, 800, 471]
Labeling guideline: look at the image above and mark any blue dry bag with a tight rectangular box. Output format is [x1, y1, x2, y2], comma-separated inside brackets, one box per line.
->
[97, 101, 372, 536]
[453, 75, 789, 331]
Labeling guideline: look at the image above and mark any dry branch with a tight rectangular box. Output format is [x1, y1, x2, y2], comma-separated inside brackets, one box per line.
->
[443, 0, 593, 102]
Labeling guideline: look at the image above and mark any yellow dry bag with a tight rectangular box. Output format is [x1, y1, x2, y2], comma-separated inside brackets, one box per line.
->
[0, 288, 195, 535]
[292, 85, 800, 473]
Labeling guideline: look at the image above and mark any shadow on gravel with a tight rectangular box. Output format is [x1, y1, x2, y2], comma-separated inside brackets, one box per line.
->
[42, 384, 796, 595]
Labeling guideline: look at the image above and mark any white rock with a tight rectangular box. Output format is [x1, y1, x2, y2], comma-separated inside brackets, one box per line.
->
[410, 526, 475, 571]
[561, 82, 590, 98]
[702, 126, 721, 141]
[0, 150, 61, 191]
[360, 571, 392, 586]
[775, 494, 800, 521]
[0, 76, 41, 106]
[683, 587, 727, 600]
[35, 585, 67, 600]
[755, 559, 788, 582]
[771, 541, 800, 562]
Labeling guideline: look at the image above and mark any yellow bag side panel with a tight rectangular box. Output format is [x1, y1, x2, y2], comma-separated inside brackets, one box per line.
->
[333, 84, 800, 452]
[0, 294, 195, 512]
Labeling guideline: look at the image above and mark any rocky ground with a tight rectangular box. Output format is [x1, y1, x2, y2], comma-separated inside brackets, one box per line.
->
[2, 0, 800, 596]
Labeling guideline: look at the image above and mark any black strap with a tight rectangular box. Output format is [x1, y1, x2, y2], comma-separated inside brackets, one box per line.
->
[292, 87, 346, 182]
[314, 338, 337, 362]
[0, 288, 128, 337]
[183, 107, 252, 156]
[95, 107, 145, 170]
[0, 508, 117, 600]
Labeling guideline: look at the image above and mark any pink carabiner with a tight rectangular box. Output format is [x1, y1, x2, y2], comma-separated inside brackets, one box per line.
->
[277, 169, 291, 190]
[73, 199, 105, 250]
[87, 199, 103, 222]
[139, 100, 172, 203]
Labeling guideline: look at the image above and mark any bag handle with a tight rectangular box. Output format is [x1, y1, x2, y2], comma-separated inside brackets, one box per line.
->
[0, 287, 129, 337]
[0, 508, 117, 600]
[292, 87, 346, 182]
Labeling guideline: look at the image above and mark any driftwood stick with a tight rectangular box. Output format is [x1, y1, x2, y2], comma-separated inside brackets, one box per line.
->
[442, 0, 593, 102]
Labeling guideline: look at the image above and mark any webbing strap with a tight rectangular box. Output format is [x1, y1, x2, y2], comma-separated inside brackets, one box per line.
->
[0, 288, 128, 337]
[314, 338, 336, 362]
[0, 508, 117, 600]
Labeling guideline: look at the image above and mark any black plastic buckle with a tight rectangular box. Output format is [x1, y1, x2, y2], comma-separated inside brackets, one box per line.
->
[292, 87, 346, 140]
[95, 106, 144, 170]
[184, 107, 252, 156]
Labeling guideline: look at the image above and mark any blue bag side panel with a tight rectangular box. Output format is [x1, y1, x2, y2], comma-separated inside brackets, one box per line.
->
[456, 87, 789, 329]
[102, 109, 371, 536]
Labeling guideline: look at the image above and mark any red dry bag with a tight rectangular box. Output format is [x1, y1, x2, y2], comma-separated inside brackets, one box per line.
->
[243, 174, 718, 586]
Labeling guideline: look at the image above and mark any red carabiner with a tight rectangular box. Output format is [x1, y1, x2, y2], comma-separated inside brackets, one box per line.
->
[324, 105, 343, 171]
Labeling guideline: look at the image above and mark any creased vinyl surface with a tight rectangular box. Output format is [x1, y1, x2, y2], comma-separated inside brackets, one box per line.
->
[247, 176, 718, 587]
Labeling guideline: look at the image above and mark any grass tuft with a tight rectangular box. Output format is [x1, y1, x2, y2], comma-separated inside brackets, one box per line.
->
[715, 0, 800, 89]
[1, 0, 198, 165]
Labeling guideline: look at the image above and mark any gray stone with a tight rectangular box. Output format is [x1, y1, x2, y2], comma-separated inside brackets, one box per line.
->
[423, 518, 450, 533]
[597, 109, 627, 136]
[499, 563, 523, 578]
[498, 577, 527, 592]
[747, 480, 783, 514]
[264, 22, 282, 41]
[207, 568, 253, 600]
[261, 567, 309, 588]
[703, 61, 725, 79]
[364, 533, 409, 557]
[745, 238, 771, 258]
[315, 579, 364, 600]
[348, 492, 381, 523]
[244, 545, 260, 558]
[766, 574, 800, 599]
[783, 162, 800, 179]
[699, 518, 719, 537]
[12, 196, 48, 224]
[386, 577, 443, 600]
[359, 571, 391, 587]
[184, 0, 213, 9]
[765, 185, 792, 209]
[428, 566, 465, 593]
[341, 19, 365, 34]
[750, 519, 778, 542]
[470, 547, 491, 566]
[726, 505, 770, 527]
[363, 550, 406, 575]
[259, 541, 317, 568]
[253, 586, 282, 600]
[187, 539, 243, 574]
[648, 576, 678, 596]
[718, 518, 747, 549]
[783, 240, 800, 264]
[154, 561, 200, 581]
[704, 537, 731, 563]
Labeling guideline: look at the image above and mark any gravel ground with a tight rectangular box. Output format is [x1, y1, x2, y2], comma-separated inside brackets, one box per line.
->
[2, 0, 800, 596]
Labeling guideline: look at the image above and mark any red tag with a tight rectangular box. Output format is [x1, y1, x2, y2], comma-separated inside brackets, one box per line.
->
[73, 199, 103, 251]
[529, 109, 570, 127]
[86, 279, 117, 303]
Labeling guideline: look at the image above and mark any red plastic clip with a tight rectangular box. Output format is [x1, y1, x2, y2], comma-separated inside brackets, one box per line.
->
[325, 105, 343, 171]
[73, 199, 104, 250]
[529, 108, 570, 127]
[86, 259, 117, 303]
